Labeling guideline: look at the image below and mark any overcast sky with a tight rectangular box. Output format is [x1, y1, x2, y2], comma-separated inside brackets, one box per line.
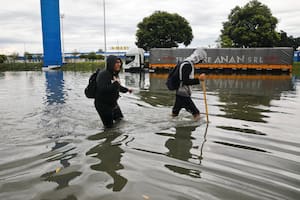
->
[0, 0, 299, 55]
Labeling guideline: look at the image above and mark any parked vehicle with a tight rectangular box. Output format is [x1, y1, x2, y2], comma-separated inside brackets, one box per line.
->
[124, 48, 145, 72]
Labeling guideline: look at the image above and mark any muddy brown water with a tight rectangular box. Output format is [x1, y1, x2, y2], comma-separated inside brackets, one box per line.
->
[0, 71, 299, 200]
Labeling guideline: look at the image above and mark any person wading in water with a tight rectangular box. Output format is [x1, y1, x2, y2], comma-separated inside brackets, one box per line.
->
[172, 48, 207, 120]
[94, 55, 132, 128]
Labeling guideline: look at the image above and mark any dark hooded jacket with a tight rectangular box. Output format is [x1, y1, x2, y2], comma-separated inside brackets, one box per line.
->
[95, 55, 128, 106]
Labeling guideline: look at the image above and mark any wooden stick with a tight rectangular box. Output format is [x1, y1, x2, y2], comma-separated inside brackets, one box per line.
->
[201, 80, 209, 122]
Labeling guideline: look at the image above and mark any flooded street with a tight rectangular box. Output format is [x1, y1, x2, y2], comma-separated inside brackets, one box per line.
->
[0, 71, 299, 200]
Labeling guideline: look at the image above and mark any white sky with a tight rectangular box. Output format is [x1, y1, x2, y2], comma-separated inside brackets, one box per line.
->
[0, 0, 299, 55]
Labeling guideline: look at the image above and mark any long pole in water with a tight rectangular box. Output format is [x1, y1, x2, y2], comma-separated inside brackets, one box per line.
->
[201, 80, 209, 122]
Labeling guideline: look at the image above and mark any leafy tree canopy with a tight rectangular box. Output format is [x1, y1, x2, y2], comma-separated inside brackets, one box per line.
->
[136, 11, 193, 51]
[220, 0, 279, 48]
[277, 30, 300, 50]
[0, 54, 7, 63]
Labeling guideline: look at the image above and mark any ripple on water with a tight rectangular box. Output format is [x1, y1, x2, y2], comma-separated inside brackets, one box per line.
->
[0, 72, 299, 200]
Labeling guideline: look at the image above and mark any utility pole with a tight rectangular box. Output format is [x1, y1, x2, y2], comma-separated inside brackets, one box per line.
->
[60, 13, 65, 63]
[103, 0, 107, 59]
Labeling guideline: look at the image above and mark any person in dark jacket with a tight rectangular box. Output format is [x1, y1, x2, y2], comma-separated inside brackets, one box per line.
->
[172, 48, 207, 120]
[95, 55, 132, 128]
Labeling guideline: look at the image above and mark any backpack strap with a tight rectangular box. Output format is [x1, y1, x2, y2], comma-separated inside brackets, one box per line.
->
[179, 61, 193, 81]
[189, 60, 194, 79]
[179, 62, 185, 81]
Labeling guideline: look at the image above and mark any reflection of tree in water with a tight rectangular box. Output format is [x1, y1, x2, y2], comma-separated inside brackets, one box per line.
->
[86, 131, 127, 192]
[158, 125, 204, 179]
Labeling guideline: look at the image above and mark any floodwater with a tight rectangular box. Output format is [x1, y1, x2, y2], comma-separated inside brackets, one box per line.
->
[0, 70, 299, 200]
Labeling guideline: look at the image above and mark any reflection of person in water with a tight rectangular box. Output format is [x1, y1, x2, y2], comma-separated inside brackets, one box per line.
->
[86, 131, 127, 192]
[166, 126, 195, 161]
[164, 125, 202, 178]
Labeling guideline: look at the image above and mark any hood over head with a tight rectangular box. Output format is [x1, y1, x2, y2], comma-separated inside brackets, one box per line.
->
[106, 55, 123, 74]
[184, 48, 207, 64]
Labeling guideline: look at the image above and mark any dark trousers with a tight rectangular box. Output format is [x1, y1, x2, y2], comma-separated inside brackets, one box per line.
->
[95, 102, 124, 128]
[172, 95, 199, 116]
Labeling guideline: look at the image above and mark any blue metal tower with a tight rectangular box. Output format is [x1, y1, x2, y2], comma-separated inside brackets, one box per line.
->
[40, 0, 62, 68]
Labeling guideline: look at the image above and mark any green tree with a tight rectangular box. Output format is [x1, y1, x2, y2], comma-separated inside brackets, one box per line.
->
[220, 0, 279, 47]
[87, 52, 97, 60]
[9, 52, 19, 63]
[136, 11, 193, 51]
[277, 30, 300, 50]
[0, 54, 7, 63]
[79, 54, 87, 61]
[96, 54, 104, 60]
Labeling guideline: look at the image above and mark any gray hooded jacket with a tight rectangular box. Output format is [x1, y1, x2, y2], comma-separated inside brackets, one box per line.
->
[176, 48, 207, 97]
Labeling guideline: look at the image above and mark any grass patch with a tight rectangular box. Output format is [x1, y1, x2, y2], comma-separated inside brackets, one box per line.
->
[0, 62, 105, 72]
[0, 63, 43, 71]
[62, 62, 105, 71]
[292, 62, 300, 76]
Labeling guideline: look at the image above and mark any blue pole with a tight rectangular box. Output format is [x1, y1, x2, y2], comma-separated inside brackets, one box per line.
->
[40, 0, 62, 68]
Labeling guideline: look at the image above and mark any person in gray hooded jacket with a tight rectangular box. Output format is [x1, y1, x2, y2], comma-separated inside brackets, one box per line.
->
[172, 48, 206, 120]
[95, 55, 132, 128]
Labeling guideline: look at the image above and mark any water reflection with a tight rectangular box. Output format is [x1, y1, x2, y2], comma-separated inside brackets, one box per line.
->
[0, 71, 299, 200]
[50, 141, 77, 168]
[210, 75, 293, 122]
[86, 130, 127, 192]
[38, 140, 80, 200]
[165, 126, 196, 162]
[124, 72, 149, 90]
[156, 125, 208, 179]
[218, 94, 272, 122]
[213, 141, 268, 153]
[148, 73, 294, 122]
[217, 126, 266, 136]
[123, 72, 174, 106]
[41, 143, 80, 190]
[45, 70, 66, 105]
[39, 71, 81, 198]
[206, 74, 294, 95]
[41, 70, 69, 138]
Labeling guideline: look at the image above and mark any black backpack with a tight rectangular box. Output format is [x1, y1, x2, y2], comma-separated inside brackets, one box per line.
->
[84, 69, 100, 98]
[166, 61, 186, 90]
